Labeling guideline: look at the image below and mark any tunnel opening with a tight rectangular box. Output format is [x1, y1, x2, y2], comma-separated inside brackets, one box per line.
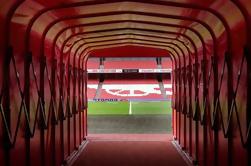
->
[86, 57, 173, 139]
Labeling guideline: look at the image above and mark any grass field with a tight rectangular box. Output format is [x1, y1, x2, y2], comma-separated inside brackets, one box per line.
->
[87, 101, 172, 115]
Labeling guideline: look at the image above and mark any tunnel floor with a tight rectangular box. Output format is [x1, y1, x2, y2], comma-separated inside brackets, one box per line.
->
[73, 134, 188, 166]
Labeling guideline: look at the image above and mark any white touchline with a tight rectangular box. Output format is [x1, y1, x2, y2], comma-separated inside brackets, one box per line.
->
[129, 101, 132, 115]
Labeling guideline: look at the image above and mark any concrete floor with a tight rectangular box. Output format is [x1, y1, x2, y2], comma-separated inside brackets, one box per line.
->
[87, 115, 172, 134]
[73, 134, 188, 166]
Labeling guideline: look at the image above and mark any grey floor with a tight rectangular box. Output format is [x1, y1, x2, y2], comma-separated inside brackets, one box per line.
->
[88, 115, 172, 134]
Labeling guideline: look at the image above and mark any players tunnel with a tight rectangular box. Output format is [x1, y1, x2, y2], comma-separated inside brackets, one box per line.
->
[1, 0, 251, 166]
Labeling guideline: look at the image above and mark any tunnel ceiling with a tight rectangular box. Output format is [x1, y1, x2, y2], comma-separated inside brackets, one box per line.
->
[1, 0, 250, 67]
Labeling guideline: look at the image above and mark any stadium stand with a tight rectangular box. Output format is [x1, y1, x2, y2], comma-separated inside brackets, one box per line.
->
[88, 79, 99, 84]
[87, 57, 172, 100]
[162, 79, 172, 85]
[162, 79, 172, 95]
[87, 79, 99, 99]
[87, 79, 172, 100]
[87, 87, 97, 100]
[94, 81, 103, 99]
[162, 58, 172, 69]
[104, 79, 158, 84]
[158, 81, 167, 99]
[87, 58, 100, 69]
[103, 58, 157, 69]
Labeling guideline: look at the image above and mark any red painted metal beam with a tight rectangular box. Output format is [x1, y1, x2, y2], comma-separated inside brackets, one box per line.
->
[50, 17, 205, 60]
[230, 1, 251, 164]
[21, 0, 232, 54]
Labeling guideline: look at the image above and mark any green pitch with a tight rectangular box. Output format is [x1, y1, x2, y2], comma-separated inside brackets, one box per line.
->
[87, 101, 129, 115]
[87, 101, 172, 115]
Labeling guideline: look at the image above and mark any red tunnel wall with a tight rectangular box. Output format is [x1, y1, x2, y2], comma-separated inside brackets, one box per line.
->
[0, 1, 251, 166]
[0, 30, 86, 166]
[0, 2, 87, 166]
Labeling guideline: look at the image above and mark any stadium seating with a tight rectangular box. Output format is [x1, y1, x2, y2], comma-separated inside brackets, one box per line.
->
[88, 79, 172, 100]
[87, 86, 97, 99]
[104, 59, 157, 69]
[87, 58, 100, 69]
[161, 58, 172, 69]
[88, 79, 99, 84]
[162, 79, 172, 85]
[104, 79, 158, 84]
[87, 79, 99, 99]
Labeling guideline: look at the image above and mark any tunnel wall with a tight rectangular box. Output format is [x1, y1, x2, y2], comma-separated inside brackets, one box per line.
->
[0, 31, 87, 165]
[0, 31, 86, 166]
[0, 2, 87, 166]
[172, 1, 251, 166]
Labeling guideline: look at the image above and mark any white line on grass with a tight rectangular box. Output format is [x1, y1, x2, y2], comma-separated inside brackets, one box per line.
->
[129, 101, 132, 115]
